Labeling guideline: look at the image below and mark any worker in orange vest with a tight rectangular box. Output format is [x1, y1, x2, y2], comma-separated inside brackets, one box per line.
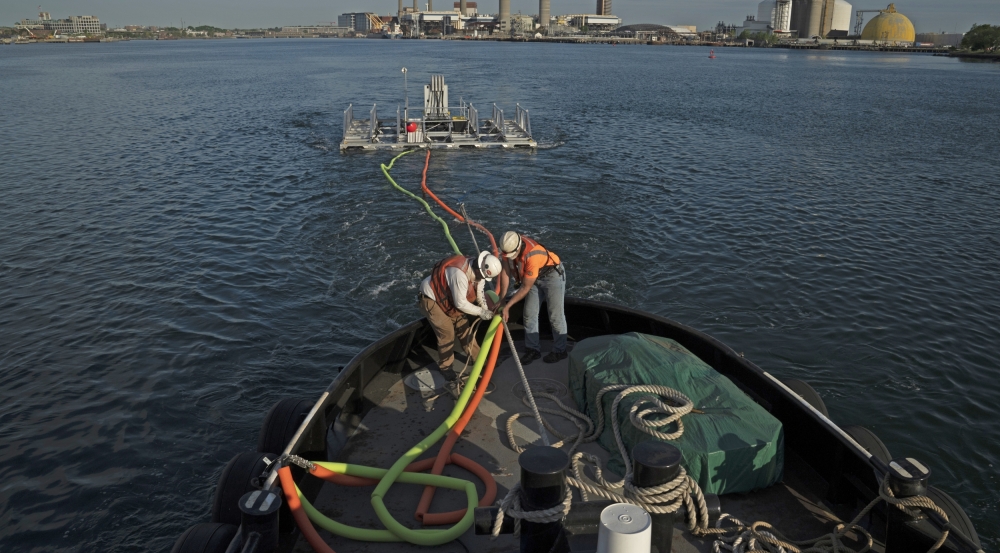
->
[419, 251, 502, 384]
[499, 231, 567, 364]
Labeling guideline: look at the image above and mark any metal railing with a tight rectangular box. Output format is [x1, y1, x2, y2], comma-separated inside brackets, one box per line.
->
[492, 104, 506, 140]
[468, 103, 479, 137]
[515, 104, 532, 139]
[396, 105, 402, 143]
[343, 104, 353, 140]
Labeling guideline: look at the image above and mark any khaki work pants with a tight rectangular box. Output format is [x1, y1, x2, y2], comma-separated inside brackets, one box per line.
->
[419, 296, 480, 373]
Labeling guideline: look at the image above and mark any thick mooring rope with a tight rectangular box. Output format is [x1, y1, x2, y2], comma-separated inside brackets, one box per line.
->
[490, 483, 573, 538]
[500, 383, 714, 533]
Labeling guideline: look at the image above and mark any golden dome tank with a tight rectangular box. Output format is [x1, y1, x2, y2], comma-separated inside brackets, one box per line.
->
[861, 4, 915, 42]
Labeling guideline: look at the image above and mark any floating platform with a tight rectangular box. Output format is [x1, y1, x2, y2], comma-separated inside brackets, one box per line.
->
[340, 74, 536, 151]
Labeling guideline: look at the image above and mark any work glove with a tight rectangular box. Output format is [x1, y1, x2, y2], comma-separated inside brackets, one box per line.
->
[479, 308, 494, 321]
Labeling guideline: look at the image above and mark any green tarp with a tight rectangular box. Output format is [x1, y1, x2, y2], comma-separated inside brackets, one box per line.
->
[569, 333, 783, 495]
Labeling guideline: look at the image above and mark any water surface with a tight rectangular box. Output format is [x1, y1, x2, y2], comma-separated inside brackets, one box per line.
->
[1, 40, 998, 551]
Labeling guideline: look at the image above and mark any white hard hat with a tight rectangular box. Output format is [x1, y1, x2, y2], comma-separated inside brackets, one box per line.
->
[477, 251, 502, 282]
[500, 231, 522, 259]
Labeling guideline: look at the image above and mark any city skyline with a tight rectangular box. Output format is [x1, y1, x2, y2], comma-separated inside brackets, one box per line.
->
[3, 0, 996, 33]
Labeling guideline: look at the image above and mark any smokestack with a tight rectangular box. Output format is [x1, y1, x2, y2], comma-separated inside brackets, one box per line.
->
[400, 0, 404, 17]
[414, 0, 418, 11]
[539, 0, 549, 29]
[428, 0, 433, 10]
[460, 0, 467, 15]
[499, 0, 510, 33]
[596, 0, 611, 16]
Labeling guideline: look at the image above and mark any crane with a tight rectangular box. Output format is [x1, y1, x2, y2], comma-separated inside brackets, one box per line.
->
[854, 8, 885, 36]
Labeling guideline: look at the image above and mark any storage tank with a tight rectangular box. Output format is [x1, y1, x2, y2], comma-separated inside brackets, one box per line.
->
[806, 0, 823, 37]
[861, 3, 915, 42]
[499, 0, 510, 33]
[757, 0, 775, 22]
[831, 0, 852, 33]
[790, 0, 811, 37]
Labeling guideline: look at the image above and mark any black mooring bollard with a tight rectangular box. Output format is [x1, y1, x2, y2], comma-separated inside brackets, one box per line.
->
[632, 441, 682, 553]
[518, 446, 571, 553]
[239, 489, 282, 553]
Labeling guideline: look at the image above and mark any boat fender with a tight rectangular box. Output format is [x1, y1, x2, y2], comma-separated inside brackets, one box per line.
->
[843, 425, 892, 493]
[257, 398, 315, 455]
[781, 378, 829, 418]
[170, 522, 238, 553]
[925, 486, 982, 549]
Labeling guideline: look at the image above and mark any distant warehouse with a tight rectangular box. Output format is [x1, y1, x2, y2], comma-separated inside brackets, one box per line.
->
[17, 11, 103, 34]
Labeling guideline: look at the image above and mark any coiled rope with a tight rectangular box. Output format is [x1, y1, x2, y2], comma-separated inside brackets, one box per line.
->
[498, 382, 960, 553]
[495, 383, 714, 536]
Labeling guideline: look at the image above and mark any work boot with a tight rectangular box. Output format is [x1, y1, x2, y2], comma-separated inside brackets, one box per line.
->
[439, 367, 458, 382]
[519, 348, 541, 365]
[543, 351, 568, 364]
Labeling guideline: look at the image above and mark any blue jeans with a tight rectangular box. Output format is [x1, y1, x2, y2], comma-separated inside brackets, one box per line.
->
[523, 266, 567, 353]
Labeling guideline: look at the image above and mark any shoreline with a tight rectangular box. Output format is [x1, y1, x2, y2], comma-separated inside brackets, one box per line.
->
[3, 34, 982, 57]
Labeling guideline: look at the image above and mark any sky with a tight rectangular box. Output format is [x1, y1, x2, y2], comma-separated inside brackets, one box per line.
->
[3, 0, 997, 33]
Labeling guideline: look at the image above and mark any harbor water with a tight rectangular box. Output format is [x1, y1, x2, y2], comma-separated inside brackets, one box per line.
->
[1, 40, 998, 551]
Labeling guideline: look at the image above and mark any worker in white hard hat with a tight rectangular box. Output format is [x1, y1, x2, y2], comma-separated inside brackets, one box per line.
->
[419, 251, 502, 384]
[498, 231, 567, 365]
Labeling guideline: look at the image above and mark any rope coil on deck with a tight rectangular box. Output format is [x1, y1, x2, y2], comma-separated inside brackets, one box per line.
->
[503, 383, 714, 532]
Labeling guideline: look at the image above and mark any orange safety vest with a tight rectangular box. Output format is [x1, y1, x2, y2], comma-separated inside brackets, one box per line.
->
[430, 255, 478, 317]
[505, 235, 561, 284]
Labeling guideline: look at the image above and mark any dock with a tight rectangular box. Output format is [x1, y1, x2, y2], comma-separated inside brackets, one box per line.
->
[340, 75, 536, 151]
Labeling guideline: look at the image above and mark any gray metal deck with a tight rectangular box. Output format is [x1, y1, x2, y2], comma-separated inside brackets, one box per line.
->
[293, 337, 852, 553]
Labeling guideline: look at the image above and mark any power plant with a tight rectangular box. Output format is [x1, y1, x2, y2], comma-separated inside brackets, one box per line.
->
[789, 0, 852, 37]
[393, 0, 618, 37]
[744, 0, 916, 41]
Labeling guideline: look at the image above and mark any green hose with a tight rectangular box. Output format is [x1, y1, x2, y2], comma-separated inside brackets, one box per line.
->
[293, 317, 502, 545]
[380, 150, 462, 255]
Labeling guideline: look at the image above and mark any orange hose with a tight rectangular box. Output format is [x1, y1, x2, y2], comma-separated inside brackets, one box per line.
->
[420, 150, 499, 256]
[414, 321, 504, 525]
[278, 466, 338, 553]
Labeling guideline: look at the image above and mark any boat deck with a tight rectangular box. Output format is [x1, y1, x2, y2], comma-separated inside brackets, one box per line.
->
[295, 336, 864, 553]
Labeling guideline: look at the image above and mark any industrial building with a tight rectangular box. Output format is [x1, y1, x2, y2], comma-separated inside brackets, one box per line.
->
[614, 24, 698, 41]
[737, 0, 857, 38]
[338, 13, 382, 34]
[859, 4, 915, 43]
[16, 12, 103, 34]
[392, 0, 622, 36]
[790, 0, 852, 37]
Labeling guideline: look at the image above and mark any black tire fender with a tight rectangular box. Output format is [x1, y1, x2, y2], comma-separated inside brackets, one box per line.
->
[211, 451, 278, 525]
[842, 425, 892, 463]
[843, 424, 892, 493]
[782, 378, 830, 418]
[926, 486, 982, 549]
[258, 398, 314, 454]
[171, 522, 238, 553]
